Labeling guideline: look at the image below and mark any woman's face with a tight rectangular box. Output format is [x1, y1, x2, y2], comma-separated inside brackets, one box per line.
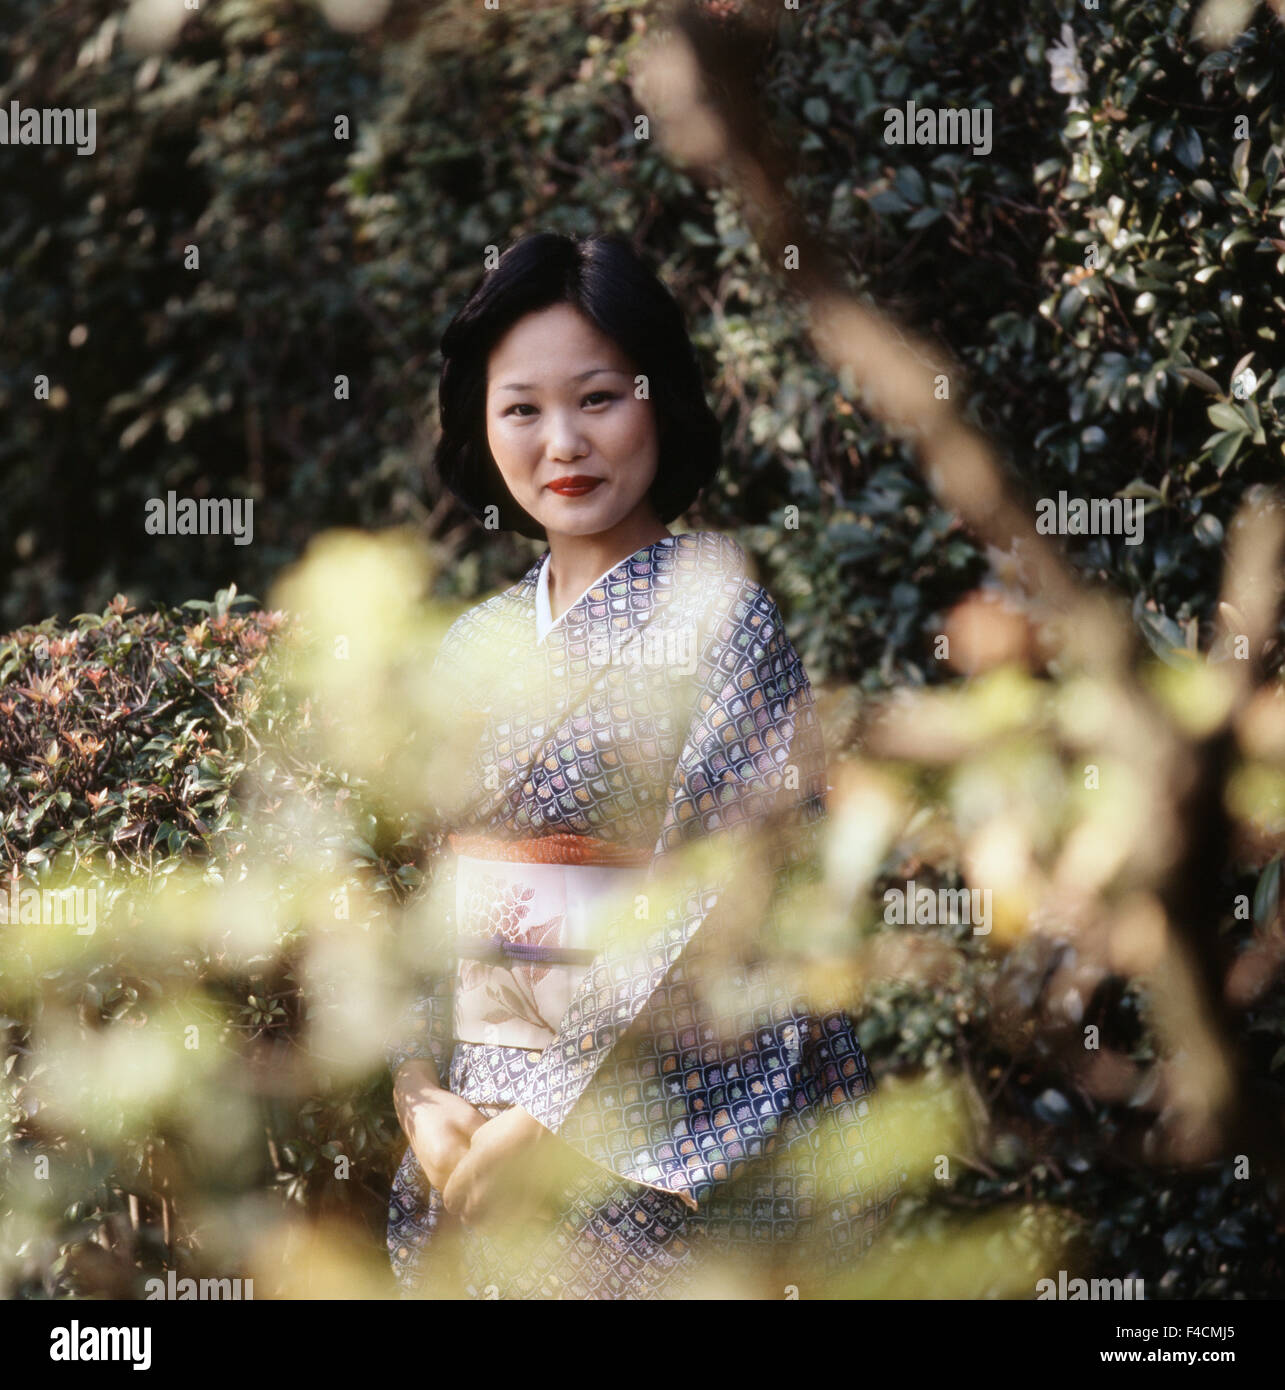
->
[484, 303, 661, 539]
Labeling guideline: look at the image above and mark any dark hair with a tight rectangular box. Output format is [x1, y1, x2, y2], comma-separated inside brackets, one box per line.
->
[433, 232, 722, 541]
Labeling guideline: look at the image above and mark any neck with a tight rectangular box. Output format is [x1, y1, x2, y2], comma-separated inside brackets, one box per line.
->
[545, 512, 671, 624]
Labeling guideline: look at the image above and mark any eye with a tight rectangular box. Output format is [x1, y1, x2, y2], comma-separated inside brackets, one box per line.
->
[501, 392, 616, 417]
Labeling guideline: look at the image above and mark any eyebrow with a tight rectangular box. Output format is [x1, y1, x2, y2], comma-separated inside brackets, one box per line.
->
[493, 367, 628, 393]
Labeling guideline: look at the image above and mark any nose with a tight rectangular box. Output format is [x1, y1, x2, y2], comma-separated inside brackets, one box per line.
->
[544, 408, 589, 463]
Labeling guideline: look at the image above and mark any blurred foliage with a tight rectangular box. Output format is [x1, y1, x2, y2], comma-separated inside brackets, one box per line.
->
[858, 873, 1285, 1298]
[4, 546, 1284, 1298]
[0, 579, 435, 1296]
[3, 0, 1285, 1298]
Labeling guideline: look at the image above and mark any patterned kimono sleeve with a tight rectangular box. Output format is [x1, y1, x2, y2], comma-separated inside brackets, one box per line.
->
[383, 980, 453, 1081]
[508, 576, 827, 1206]
[382, 616, 472, 1083]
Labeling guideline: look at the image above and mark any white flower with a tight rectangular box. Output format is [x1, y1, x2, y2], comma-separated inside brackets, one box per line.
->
[1047, 23, 1088, 96]
[1232, 368, 1258, 400]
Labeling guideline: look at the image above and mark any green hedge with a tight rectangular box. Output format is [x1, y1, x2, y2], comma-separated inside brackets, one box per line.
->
[6, 0, 1284, 685]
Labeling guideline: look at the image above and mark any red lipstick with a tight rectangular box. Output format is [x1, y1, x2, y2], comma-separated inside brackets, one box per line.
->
[546, 475, 603, 497]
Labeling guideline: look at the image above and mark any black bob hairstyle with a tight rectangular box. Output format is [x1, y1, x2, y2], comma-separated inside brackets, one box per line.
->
[433, 232, 722, 542]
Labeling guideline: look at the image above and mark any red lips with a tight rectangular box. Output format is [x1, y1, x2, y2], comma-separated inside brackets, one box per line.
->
[546, 475, 603, 496]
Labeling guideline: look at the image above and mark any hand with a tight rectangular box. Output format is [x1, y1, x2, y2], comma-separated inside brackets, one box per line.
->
[394, 1059, 488, 1193]
[440, 1104, 597, 1228]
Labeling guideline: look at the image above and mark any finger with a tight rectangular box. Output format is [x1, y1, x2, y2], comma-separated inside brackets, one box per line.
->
[461, 1109, 489, 1138]
[458, 1178, 499, 1228]
[467, 1174, 530, 1230]
[463, 1182, 518, 1229]
[422, 1146, 460, 1196]
[440, 1163, 467, 1215]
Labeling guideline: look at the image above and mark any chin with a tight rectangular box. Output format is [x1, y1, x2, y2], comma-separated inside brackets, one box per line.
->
[537, 497, 624, 536]
[541, 514, 614, 538]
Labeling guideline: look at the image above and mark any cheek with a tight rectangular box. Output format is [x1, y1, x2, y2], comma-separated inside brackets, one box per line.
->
[486, 413, 512, 455]
[605, 400, 657, 457]
[486, 419, 528, 481]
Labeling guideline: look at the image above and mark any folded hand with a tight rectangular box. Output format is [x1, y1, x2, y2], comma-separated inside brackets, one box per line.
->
[440, 1104, 598, 1228]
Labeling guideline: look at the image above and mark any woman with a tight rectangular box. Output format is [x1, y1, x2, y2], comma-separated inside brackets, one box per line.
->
[386, 232, 901, 1298]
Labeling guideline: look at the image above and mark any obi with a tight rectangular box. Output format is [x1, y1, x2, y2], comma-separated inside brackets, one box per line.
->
[449, 832, 652, 1051]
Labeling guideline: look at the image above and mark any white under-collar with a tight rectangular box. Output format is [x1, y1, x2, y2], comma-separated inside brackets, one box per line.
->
[535, 551, 625, 644]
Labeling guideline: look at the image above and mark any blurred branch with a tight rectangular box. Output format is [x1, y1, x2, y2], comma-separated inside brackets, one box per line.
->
[636, 0, 1285, 1195]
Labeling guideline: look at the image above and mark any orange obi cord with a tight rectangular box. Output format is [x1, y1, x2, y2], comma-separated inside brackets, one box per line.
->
[447, 831, 652, 868]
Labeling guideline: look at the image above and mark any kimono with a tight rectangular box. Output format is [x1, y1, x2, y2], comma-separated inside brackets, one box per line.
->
[385, 530, 902, 1298]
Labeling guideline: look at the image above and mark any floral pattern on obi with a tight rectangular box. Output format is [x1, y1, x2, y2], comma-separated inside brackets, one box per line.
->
[453, 852, 644, 1050]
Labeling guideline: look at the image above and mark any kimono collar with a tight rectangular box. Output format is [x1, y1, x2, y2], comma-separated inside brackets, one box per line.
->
[509, 531, 748, 664]
[534, 546, 627, 645]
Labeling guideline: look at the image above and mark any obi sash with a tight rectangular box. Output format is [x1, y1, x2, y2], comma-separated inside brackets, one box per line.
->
[450, 833, 652, 1051]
